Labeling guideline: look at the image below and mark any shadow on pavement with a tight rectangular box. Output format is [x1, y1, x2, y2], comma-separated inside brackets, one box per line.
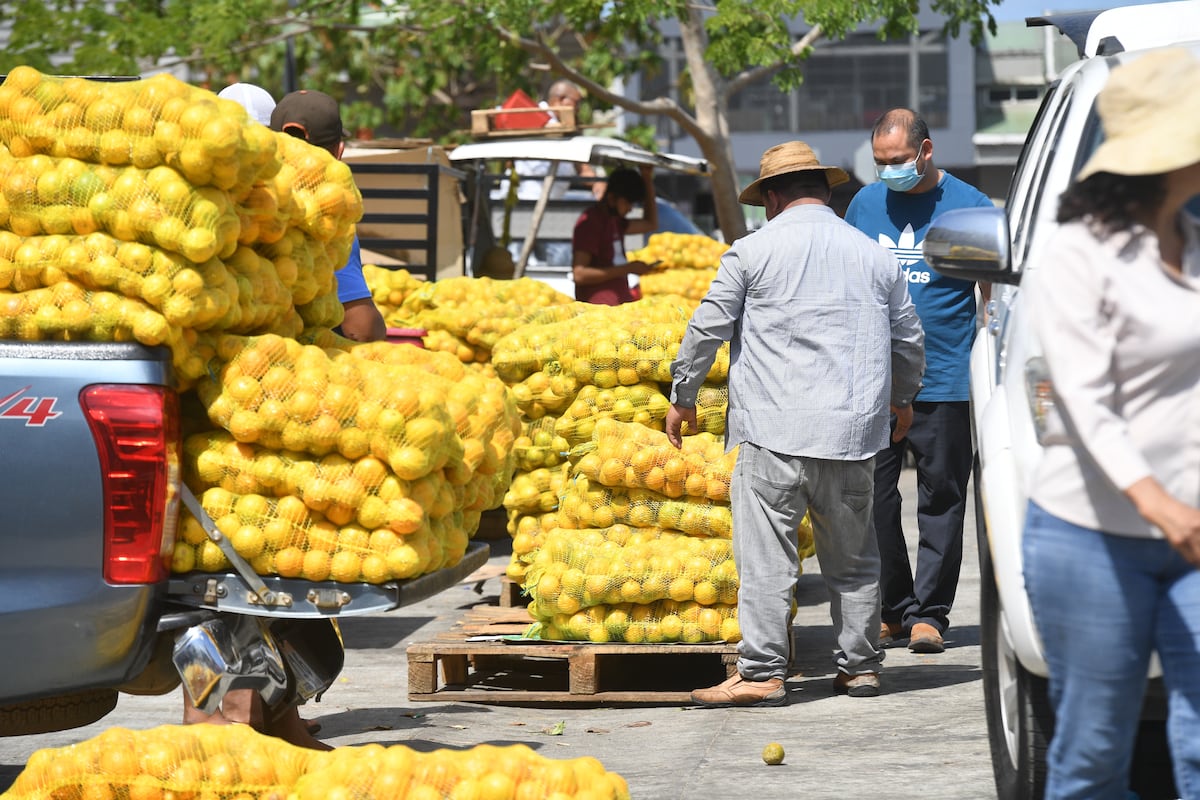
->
[338, 615, 437, 649]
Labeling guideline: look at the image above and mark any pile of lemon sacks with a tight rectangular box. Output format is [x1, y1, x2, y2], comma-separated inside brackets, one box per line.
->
[369, 277, 820, 643]
[0, 66, 520, 585]
[489, 298, 746, 642]
[627, 232, 727, 301]
[2, 724, 632, 800]
[0, 67, 359, 384]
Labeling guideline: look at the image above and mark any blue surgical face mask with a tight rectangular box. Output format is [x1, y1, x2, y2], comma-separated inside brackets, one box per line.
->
[1186, 193, 1200, 218]
[876, 156, 924, 192]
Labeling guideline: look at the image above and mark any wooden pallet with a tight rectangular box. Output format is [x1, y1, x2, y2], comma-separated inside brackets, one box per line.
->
[498, 575, 526, 608]
[406, 606, 739, 704]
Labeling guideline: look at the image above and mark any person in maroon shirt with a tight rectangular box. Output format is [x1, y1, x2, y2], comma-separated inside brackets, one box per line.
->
[572, 166, 659, 304]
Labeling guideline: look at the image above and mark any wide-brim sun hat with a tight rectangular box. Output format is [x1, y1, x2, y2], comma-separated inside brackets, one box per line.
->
[1077, 47, 1200, 181]
[738, 141, 850, 206]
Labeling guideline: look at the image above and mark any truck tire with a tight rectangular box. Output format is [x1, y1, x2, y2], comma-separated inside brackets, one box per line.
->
[977, 463, 1053, 800]
[0, 689, 118, 736]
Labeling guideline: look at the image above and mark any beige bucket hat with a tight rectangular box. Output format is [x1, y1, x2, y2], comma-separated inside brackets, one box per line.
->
[738, 141, 850, 206]
[1077, 47, 1200, 181]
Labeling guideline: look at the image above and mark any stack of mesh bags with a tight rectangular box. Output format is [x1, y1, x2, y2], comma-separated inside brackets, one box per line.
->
[0, 67, 522, 586]
[367, 272, 575, 372]
[3, 723, 632, 800]
[627, 232, 728, 301]
[182, 332, 520, 583]
[0, 66, 360, 388]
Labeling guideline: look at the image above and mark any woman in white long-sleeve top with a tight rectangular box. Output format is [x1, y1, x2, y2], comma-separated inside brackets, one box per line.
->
[1022, 47, 1200, 800]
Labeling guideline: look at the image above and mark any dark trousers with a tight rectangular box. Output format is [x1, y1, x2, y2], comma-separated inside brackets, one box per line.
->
[874, 400, 973, 633]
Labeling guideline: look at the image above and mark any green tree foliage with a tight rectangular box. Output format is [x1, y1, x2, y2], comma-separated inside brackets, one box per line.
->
[0, 0, 1001, 239]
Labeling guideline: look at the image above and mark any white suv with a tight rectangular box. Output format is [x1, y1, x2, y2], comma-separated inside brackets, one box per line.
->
[923, 4, 1200, 798]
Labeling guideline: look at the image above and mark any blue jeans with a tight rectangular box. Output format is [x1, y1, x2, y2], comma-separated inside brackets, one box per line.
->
[1023, 501, 1200, 800]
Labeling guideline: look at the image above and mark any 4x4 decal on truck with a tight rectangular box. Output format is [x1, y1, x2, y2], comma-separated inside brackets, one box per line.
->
[0, 386, 63, 426]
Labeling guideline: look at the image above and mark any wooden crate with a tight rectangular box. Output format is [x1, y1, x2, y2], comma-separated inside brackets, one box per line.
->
[406, 606, 739, 704]
[469, 106, 577, 138]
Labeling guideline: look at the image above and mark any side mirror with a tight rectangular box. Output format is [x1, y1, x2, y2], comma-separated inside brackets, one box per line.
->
[923, 207, 1019, 286]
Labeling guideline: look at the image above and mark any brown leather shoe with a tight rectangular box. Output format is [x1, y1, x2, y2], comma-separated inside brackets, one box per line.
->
[909, 622, 945, 653]
[880, 621, 906, 643]
[691, 674, 787, 707]
[833, 671, 880, 697]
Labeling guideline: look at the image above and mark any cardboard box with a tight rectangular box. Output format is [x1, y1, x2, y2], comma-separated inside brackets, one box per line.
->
[342, 143, 466, 281]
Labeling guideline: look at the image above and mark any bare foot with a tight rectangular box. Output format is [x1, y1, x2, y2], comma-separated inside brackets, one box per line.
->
[265, 705, 333, 751]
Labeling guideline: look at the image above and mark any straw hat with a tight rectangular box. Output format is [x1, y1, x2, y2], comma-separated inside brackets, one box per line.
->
[738, 141, 850, 206]
[1077, 47, 1200, 181]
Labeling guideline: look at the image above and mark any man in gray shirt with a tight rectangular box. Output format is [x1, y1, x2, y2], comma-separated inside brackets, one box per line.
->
[666, 141, 925, 703]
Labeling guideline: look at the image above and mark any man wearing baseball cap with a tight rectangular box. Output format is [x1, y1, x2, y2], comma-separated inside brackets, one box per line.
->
[666, 141, 925, 705]
[272, 89, 387, 342]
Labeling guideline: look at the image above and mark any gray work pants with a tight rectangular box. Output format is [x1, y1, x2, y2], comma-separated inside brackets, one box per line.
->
[731, 442, 884, 681]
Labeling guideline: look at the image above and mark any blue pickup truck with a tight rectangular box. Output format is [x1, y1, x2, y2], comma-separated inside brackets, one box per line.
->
[0, 339, 487, 737]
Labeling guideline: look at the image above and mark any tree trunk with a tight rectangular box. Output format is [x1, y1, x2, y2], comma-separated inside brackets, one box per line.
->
[679, 7, 748, 243]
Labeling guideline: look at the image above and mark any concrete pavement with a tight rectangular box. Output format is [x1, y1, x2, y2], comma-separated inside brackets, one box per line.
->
[0, 466, 995, 798]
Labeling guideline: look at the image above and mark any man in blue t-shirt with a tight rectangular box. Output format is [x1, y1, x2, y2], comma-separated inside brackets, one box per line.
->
[845, 108, 993, 655]
[271, 90, 387, 343]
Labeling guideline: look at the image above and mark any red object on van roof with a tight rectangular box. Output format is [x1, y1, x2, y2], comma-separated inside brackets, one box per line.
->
[493, 89, 551, 131]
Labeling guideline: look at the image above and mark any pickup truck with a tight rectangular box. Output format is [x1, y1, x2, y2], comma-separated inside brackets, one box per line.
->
[0, 339, 488, 737]
[450, 136, 712, 296]
[923, 4, 1200, 798]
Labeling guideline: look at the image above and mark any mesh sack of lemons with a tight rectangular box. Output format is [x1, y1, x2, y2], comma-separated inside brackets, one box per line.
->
[626, 231, 729, 270]
[183, 430, 465, 525]
[490, 302, 617, 383]
[553, 382, 670, 447]
[639, 266, 718, 301]
[175, 485, 465, 584]
[393, 274, 572, 346]
[3, 723, 631, 800]
[525, 523, 737, 614]
[421, 326, 491, 367]
[502, 462, 569, 515]
[349, 339, 521, 509]
[0, 150, 242, 262]
[0, 277, 180, 345]
[512, 415, 570, 471]
[556, 475, 733, 539]
[2, 724, 313, 800]
[509, 363, 582, 420]
[506, 509, 562, 582]
[291, 742, 630, 800]
[0, 228, 236, 328]
[541, 299, 728, 389]
[197, 333, 465, 479]
[253, 225, 340, 308]
[573, 418, 735, 502]
[536, 597, 740, 644]
[361, 263, 425, 320]
[0, 67, 278, 188]
[555, 382, 725, 451]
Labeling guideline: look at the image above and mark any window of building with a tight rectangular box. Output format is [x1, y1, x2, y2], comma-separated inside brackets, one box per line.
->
[985, 86, 1045, 105]
[644, 31, 950, 136]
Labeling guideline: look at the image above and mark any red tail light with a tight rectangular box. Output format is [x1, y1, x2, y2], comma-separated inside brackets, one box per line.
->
[81, 385, 181, 585]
